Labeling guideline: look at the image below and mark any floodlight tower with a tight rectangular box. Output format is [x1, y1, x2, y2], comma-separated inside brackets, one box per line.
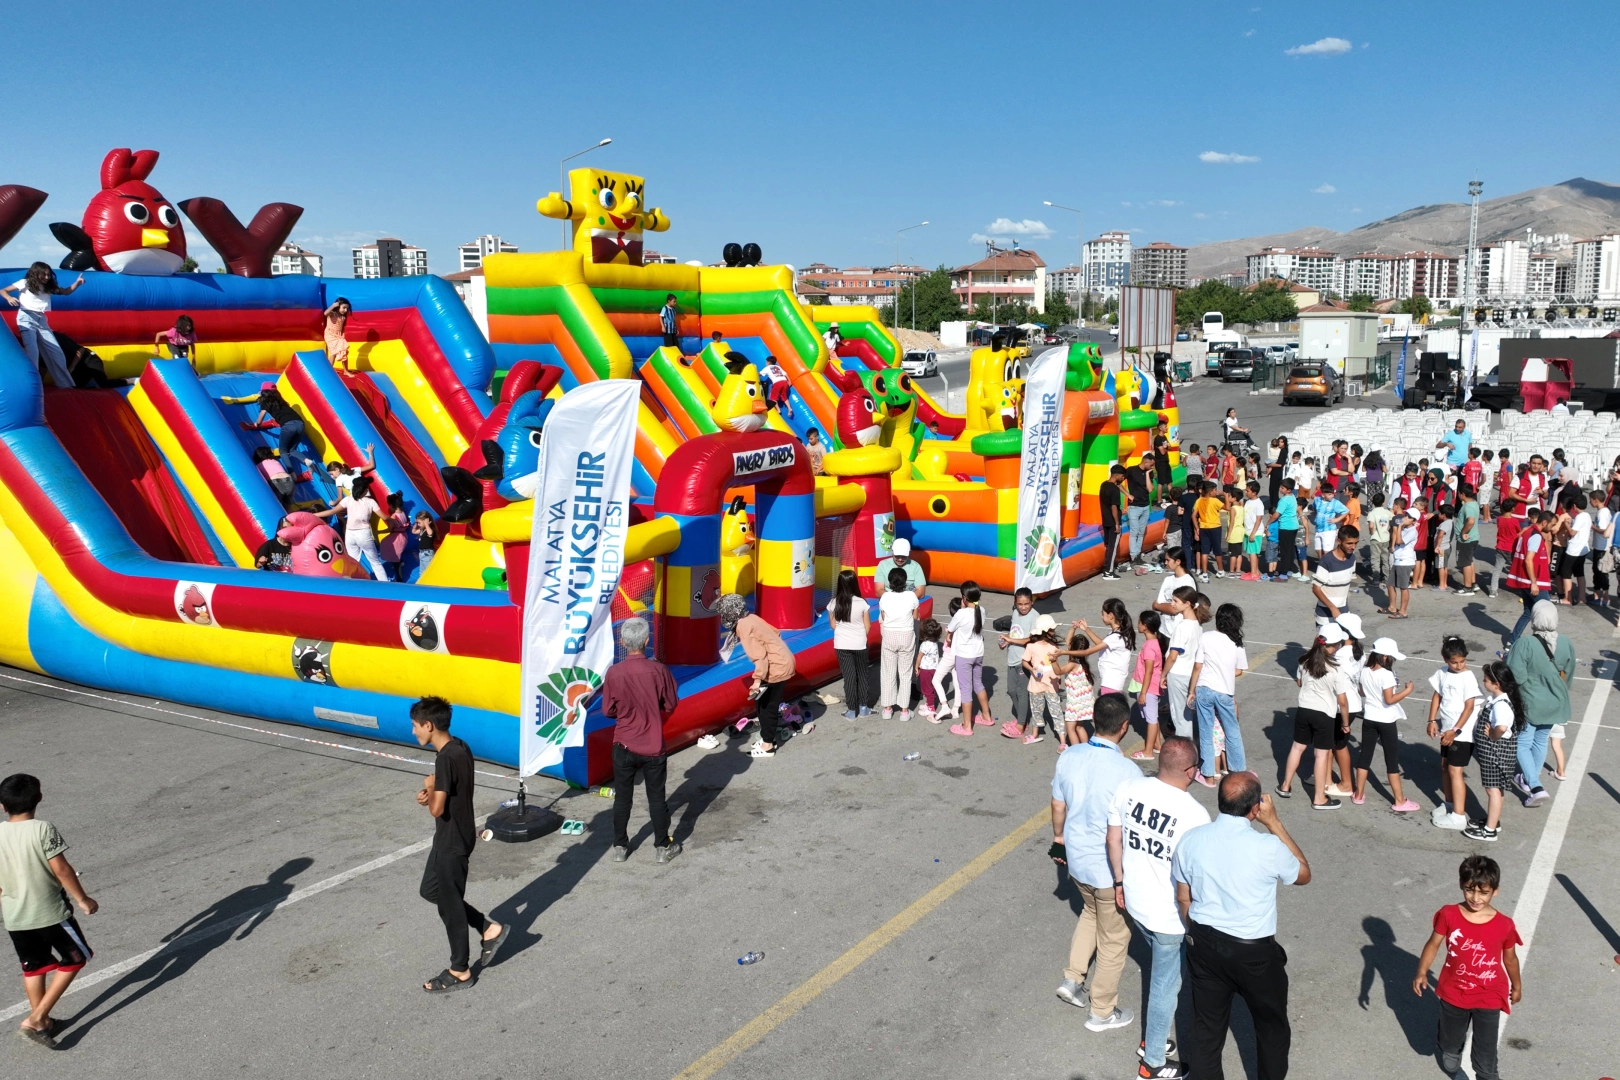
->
[1462, 179, 1482, 398]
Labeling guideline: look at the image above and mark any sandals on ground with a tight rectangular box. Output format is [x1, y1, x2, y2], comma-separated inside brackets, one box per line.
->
[478, 923, 511, 968]
[424, 969, 475, 993]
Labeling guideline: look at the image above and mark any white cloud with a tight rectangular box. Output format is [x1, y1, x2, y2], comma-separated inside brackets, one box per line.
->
[1199, 151, 1260, 164]
[1193, 212, 1209, 220]
[1121, 199, 1183, 208]
[1286, 36, 1352, 56]
[1313, 183, 1337, 194]
[1244, 28, 1255, 36]
[969, 217, 1051, 244]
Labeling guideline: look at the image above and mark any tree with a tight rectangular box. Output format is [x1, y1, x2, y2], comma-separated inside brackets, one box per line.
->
[885, 266, 964, 332]
[1346, 292, 1375, 312]
[180, 256, 199, 273]
[1175, 279, 1246, 328]
[1398, 295, 1433, 319]
[1241, 280, 1301, 324]
[1043, 290, 1077, 327]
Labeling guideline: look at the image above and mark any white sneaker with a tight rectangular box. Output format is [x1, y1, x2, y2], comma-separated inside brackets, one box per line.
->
[1432, 808, 1468, 830]
[696, 734, 720, 749]
[898, 710, 911, 721]
[882, 707, 893, 720]
[1085, 1006, 1135, 1032]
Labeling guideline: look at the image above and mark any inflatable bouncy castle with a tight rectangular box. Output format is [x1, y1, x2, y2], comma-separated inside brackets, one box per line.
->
[0, 152, 1179, 783]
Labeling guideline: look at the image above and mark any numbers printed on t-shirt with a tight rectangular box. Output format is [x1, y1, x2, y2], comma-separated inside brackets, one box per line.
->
[1125, 799, 1179, 859]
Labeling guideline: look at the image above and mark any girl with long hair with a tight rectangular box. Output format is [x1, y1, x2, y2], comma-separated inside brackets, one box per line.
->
[1187, 602, 1248, 785]
[1162, 587, 1209, 742]
[1352, 640, 1420, 811]
[946, 584, 991, 737]
[826, 569, 872, 720]
[1130, 609, 1167, 760]
[1067, 597, 1136, 697]
[2, 261, 85, 388]
[324, 296, 352, 366]
[1466, 661, 1525, 842]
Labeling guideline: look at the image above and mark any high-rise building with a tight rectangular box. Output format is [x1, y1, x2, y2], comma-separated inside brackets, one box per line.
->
[1081, 231, 1132, 298]
[353, 239, 429, 279]
[1527, 254, 1556, 299]
[457, 235, 517, 271]
[269, 242, 323, 276]
[1391, 251, 1460, 305]
[1130, 241, 1187, 289]
[1047, 266, 1083, 300]
[1246, 247, 1342, 295]
[1342, 253, 1397, 300]
[1473, 239, 1529, 298]
[1572, 235, 1620, 302]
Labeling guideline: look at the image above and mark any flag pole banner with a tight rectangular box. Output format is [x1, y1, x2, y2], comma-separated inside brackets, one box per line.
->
[1395, 331, 1410, 397]
[519, 379, 640, 777]
[1016, 347, 1067, 594]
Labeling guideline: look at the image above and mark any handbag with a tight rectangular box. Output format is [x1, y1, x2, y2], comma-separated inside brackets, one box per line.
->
[1599, 548, 1615, 574]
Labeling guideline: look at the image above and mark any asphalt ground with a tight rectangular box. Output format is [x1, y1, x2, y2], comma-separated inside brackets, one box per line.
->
[2, 378, 1617, 1080]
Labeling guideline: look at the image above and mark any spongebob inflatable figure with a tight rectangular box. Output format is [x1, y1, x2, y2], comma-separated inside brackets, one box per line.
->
[538, 166, 670, 266]
[964, 341, 1024, 434]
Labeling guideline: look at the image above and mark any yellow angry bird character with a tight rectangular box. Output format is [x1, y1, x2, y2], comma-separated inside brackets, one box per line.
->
[537, 166, 670, 266]
[711, 355, 767, 432]
[720, 496, 756, 594]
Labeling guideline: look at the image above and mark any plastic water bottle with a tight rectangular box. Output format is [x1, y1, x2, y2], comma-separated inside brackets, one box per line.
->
[737, 951, 764, 966]
[903, 752, 921, 761]
[597, 786, 613, 798]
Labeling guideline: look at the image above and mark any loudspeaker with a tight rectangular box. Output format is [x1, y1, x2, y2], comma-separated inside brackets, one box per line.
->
[1403, 387, 1426, 409]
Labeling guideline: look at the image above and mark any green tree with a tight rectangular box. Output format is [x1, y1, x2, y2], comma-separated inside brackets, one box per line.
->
[884, 266, 964, 332]
[1239, 280, 1301, 324]
[1346, 292, 1375, 312]
[1398, 295, 1433, 318]
[1043, 290, 1077, 327]
[1175, 279, 1246, 328]
[180, 256, 199, 273]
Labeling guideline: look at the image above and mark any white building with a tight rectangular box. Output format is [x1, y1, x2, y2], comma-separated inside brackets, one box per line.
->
[1473, 239, 1529, 298]
[1392, 251, 1460, 305]
[1298, 305, 1380, 378]
[1342, 253, 1397, 300]
[269, 243, 323, 276]
[1048, 265, 1083, 300]
[353, 239, 429, 279]
[1527, 254, 1556, 299]
[457, 234, 517, 271]
[1572, 234, 1620, 302]
[1081, 231, 1131, 299]
[1246, 247, 1343, 295]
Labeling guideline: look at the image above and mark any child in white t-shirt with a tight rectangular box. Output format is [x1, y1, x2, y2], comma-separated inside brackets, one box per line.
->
[1427, 637, 1481, 830]
[1352, 639, 1419, 811]
[877, 567, 920, 719]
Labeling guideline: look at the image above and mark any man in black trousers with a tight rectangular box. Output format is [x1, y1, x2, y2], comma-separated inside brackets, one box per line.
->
[1099, 464, 1126, 580]
[1171, 772, 1312, 1079]
[412, 696, 506, 992]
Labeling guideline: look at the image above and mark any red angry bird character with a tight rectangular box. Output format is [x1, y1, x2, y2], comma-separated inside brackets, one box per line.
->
[277, 512, 365, 578]
[695, 567, 721, 615]
[836, 387, 881, 448]
[50, 149, 187, 275]
[179, 585, 211, 625]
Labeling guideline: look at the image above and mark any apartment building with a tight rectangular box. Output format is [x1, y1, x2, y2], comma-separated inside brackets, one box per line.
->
[1342, 253, 1397, 300]
[1082, 231, 1132, 298]
[796, 264, 925, 307]
[457, 234, 517, 271]
[269, 242, 323, 276]
[1527, 254, 1556, 299]
[1572, 235, 1620, 302]
[1392, 251, 1460, 305]
[1130, 241, 1187, 288]
[1246, 246, 1342, 295]
[949, 249, 1047, 314]
[1048, 265, 1083, 299]
[353, 239, 429, 278]
[1473, 239, 1529, 298]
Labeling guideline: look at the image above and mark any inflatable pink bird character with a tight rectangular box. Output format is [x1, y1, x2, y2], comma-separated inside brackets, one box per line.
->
[277, 512, 365, 578]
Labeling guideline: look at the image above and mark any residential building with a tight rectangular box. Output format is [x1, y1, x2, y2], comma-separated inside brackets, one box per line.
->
[1527, 254, 1556, 299]
[270, 242, 323, 276]
[1048, 265, 1083, 300]
[1245, 246, 1341, 295]
[1130, 241, 1186, 288]
[1391, 251, 1460, 305]
[642, 249, 679, 265]
[1554, 261, 1577, 298]
[1342, 253, 1397, 301]
[443, 267, 482, 302]
[1473, 239, 1528, 298]
[949, 249, 1047, 314]
[799, 264, 926, 307]
[1082, 231, 1132, 299]
[353, 238, 428, 278]
[1572, 234, 1620, 302]
[457, 234, 517, 271]
[1248, 278, 1322, 310]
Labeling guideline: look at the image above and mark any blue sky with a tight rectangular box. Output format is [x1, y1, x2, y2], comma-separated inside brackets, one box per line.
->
[8, 0, 1618, 275]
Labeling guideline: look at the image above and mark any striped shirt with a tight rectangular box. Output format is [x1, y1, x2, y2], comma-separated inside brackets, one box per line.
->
[1313, 549, 1356, 617]
[660, 302, 678, 335]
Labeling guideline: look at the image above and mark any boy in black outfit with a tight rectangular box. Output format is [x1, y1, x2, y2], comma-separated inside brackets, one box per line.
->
[412, 697, 506, 992]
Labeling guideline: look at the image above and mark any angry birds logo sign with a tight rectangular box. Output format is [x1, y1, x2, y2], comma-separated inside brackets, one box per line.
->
[538, 167, 670, 266]
[52, 149, 187, 275]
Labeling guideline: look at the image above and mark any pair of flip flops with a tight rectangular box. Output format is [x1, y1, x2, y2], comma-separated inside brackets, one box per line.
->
[560, 819, 585, 835]
[423, 924, 511, 993]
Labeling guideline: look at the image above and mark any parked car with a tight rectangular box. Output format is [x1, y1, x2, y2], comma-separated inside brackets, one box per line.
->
[901, 349, 938, 377]
[1218, 348, 1259, 382]
[1042, 333, 1060, 344]
[1283, 363, 1343, 405]
[1285, 341, 1300, 360]
[1175, 330, 1191, 341]
[1204, 348, 1228, 376]
[1264, 344, 1288, 364]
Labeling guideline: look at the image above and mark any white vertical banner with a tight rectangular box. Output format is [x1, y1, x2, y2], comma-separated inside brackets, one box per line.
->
[1016, 347, 1067, 594]
[519, 379, 640, 777]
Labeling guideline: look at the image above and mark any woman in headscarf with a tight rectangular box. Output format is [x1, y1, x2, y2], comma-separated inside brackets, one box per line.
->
[715, 593, 796, 758]
[1505, 600, 1575, 807]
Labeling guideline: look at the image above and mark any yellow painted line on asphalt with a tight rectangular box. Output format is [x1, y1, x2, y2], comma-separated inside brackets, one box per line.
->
[671, 806, 1050, 1080]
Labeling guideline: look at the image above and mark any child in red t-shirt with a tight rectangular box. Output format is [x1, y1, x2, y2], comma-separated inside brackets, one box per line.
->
[1413, 854, 1522, 1080]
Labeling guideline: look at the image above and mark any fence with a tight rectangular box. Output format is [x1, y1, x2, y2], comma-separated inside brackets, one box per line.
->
[1250, 357, 1287, 392]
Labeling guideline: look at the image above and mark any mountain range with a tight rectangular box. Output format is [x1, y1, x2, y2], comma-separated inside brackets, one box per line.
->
[1184, 178, 1620, 279]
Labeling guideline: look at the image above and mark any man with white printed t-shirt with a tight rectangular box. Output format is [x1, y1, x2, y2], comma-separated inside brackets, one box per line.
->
[1108, 737, 1208, 1078]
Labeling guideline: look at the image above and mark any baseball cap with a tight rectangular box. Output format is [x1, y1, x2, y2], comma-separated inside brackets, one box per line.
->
[1317, 623, 1348, 645]
[1335, 613, 1365, 639]
[1032, 614, 1058, 634]
[891, 538, 911, 557]
[1369, 636, 1405, 661]
[261, 381, 277, 391]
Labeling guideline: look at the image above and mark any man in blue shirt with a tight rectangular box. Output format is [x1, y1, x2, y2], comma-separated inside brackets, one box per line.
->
[660, 293, 679, 348]
[1172, 773, 1312, 1080]
[1050, 694, 1142, 1033]
[1436, 418, 1472, 472]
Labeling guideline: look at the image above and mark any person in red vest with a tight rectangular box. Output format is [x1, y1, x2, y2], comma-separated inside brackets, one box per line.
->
[1503, 510, 1553, 646]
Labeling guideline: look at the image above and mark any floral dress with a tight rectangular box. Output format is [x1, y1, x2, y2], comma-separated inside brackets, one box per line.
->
[1062, 661, 1095, 727]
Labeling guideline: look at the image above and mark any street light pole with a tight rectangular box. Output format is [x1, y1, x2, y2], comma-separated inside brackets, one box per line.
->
[895, 221, 928, 332]
[1045, 200, 1083, 321]
[558, 138, 613, 249]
